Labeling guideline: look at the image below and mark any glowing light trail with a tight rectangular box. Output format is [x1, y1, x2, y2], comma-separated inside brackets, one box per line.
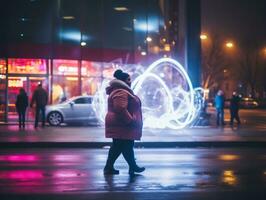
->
[93, 58, 203, 129]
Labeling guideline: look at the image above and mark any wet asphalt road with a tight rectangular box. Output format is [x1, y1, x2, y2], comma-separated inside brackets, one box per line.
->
[0, 148, 265, 200]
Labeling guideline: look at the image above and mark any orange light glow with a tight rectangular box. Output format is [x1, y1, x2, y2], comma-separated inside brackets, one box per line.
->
[219, 154, 239, 161]
[263, 48, 266, 55]
[0, 59, 6, 74]
[164, 44, 171, 52]
[200, 34, 208, 40]
[226, 42, 234, 48]
[222, 170, 237, 186]
[66, 77, 78, 81]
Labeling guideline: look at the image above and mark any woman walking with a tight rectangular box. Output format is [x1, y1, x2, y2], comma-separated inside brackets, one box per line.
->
[104, 69, 145, 175]
[16, 88, 28, 128]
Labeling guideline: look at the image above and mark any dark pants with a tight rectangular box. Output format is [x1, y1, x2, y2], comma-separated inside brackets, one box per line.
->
[105, 139, 136, 169]
[17, 109, 26, 128]
[230, 109, 240, 124]
[35, 106, 46, 127]
[216, 107, 225, 126]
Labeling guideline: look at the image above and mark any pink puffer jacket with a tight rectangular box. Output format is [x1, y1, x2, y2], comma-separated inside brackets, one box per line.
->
[105, 80, 143, 140]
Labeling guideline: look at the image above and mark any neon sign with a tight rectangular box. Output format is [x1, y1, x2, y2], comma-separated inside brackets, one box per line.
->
[8, 59, 46, 74]
[8, 79, 23, 88]
[58, 65, 78, 74]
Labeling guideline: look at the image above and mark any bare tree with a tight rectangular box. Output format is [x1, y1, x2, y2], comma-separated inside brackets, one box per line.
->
[237, 40, 264, 98]
[201, 34, 228, 90]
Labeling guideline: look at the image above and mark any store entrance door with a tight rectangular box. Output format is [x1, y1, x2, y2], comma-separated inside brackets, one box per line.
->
[7, 76, 48, 123]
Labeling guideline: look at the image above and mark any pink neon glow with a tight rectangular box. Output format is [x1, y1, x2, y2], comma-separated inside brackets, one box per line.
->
[0, 170, 43, 179]
[54, 170, 79, 178]
[8, 155, 37, 162]
[52, 155, 82, 162]
[0, 155, 39, 162]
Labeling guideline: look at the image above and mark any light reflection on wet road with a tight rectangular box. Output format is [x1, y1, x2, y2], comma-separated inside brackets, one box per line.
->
[0, 148, 265, 199]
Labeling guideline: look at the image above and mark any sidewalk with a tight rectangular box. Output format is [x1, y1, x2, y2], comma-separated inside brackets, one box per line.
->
[0, 123, 266, 148]
[1, 108, 265, 148]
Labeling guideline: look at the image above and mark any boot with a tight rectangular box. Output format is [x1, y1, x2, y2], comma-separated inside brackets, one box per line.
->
[129, 165, 145, 175]
[104, 166, 119, 175]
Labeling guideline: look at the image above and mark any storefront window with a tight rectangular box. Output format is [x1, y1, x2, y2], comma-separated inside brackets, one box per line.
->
[52, 59, 79, 104]
[81, 61, 102, 96]
[81, 61, 102, 77]
[7, 77, 27, 121]
[82, 77, 102, 96]
[0, 59, 6, 74]
[6, 76, 48, 122]
[52, 76, 79, 104]
[8, 58, 47, 74]
[53, 59, 79, 76]
[0, 75, 7, 121]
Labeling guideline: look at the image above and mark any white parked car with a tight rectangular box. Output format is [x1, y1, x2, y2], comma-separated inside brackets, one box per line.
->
[46, 96, 98, 126]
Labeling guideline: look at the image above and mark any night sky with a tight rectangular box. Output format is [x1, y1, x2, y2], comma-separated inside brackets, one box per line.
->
[201, 0, 266, 43]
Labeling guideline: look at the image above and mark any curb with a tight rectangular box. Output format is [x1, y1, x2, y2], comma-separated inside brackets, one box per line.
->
[0, 141, 266, 148]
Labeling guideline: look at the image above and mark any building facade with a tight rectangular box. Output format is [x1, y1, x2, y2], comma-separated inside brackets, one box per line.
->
[0, 0, 201, 122]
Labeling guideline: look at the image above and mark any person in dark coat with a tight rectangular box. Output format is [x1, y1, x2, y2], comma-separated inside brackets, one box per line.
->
[215, 90, 225, 126]
[16, 88, 28, 128]
[30, 83, 48, 128]
[104, 69, 145, 175]
[230, 92, 241, 125]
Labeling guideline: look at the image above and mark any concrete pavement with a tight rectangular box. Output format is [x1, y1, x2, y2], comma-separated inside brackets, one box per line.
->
[0, 124, 266, 148]
[0, 108, 265, 148]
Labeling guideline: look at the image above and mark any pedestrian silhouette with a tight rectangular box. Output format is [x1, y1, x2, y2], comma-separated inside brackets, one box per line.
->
[104, 69, 145, 175]
[30, 83, 48, 128]
[230, 92, 241, 125]
[215, 90, 225, 126]
[16, 88, 28, 128]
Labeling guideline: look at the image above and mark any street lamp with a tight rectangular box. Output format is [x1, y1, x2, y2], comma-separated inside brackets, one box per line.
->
[226, 42, 234, 48]
[200, 34, 208, 40]
[80, 42, 87, 46]
[263, 48, 266, 56]
[146, 36, 152, 42]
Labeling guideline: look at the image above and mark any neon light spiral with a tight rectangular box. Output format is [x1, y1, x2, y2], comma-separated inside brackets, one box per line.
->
[93, 58, 203, 129]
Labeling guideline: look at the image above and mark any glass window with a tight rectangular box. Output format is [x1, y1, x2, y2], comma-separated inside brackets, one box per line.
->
[52, 59, 79, 104]
[52, 76, 79, 104]
[8, 58, 47, 74]
[3, 0, 53, 44]
[81, 61, 102, 96]
[103, 0, 134, 50]
[86, 97, 92, 104]
[7, 77, 27, 121]
[0, 75, 7, 121]
[74, 97, 91, 104]
[56, 0, 81, 46]
[81, 0, 102, 49]
[0, 59, 6, 74]
[81, 61, 102, 77]
[82, 77, 102, 96]
[53, 59, 78, 76]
